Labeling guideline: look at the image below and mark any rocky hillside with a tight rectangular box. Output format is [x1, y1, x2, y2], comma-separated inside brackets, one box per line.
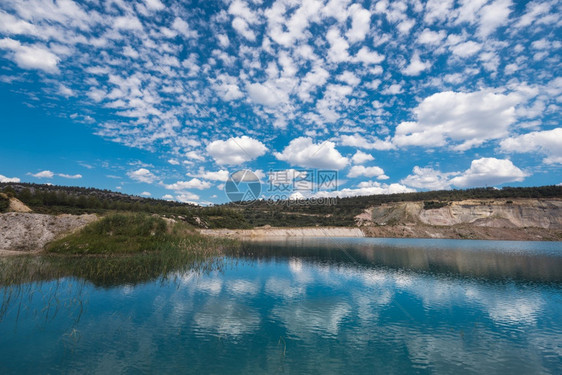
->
[0, 213, 98, 254]
[357, 198, 562, 241]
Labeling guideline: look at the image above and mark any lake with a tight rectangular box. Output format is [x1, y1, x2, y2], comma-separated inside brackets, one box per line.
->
[1, 238, 562, 374]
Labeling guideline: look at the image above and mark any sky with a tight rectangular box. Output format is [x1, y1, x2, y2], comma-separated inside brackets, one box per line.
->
[0, 0, 560, 205]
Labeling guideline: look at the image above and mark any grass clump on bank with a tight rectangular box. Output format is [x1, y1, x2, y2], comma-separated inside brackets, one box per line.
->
[46, 212, 235, 256]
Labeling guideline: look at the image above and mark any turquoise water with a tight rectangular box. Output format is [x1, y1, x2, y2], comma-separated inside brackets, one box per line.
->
[1, 238, 562, 374]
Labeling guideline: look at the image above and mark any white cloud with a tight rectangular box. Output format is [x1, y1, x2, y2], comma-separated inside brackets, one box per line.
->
[185, 151, 205, 162]
[347, 165, 386, 178]
[418, 28, 446, 44]
[424, 0, 455, 24]
[0, 38, 59, 73]
[346, 4, 371, 43]
[162, 194, 174, 200]
[477, 0, 512, 37]
[381, 83, 403, 95]
[340, 134, 395, 151]
[401, 166, 455, 190]
[326, 27, 349, 63]
[164, 178, 211, 190]
[402, 52, 430, 76]
[31, 170, 54, 178]
[212, 74, 244, 101]
[0, 174, 20, 183]
[145, 0, 165, 11]
[274, 137, 348, 169]
[207, 136, 267, 165]
[171, 17, 195, 38]
[351, 151, 374, 164]
[247, 82, 288, 106]
[188, 169, 230, 182]
[58, 84, 74, 97]
[127, 168, 157, 183]
[337, 71, 360, 86]
[353, 47, 385, 65]
[168, 159, 180, 165]
[229, 0, 258, 24]
[393, 90, 521, 151]
[397, 18, 415, 35]
[175, 192, 200, 203]
[0, 11, 38, 36]
[450, 41, 482, 57]
[140, 191, 152, 197]
[113, 16, 143, 30]
[313, 181, 415, 198]
[500, 128, 562, 164]
[58, 173, 82, 179]
[403, 158, 528, 190]
[232, 17, 256, 41]
[449, 158, 528, 188]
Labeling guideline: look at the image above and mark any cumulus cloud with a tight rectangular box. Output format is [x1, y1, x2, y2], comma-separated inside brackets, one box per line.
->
[175, 192, 200, 203]
[313, 181, 415, 198]
[346, 4, 371, 43]
[393, 90, 521, 151]
[127, 168, 157, 183]
[58, 173, 82, 179]
[247, 82, 288, 106]
[0, 38, 59, 73]
[232, 17, 256, 41]
[340, 134, 395, 151]
[402, 158, 528, 189]
[351, 151, 374, 164]
[477, 0, 512, 38]
[500, 128, 562, 164]
[188, 169, 230, 182]
[417, 28, 446, 44]
[140, 191, 151, 197]
[402, 52, 431, 76]
[0, 174, 20, 183]
[450, 158, 528, 188]
[450, 40, 482, 57]
[347, 165, 386, 179]
[274, 137, 348, 169]
[207, 136, 267, 165]
[30, 170, 54, 178]
[163, 178, 211, 191]
[401, 166, 456, 190]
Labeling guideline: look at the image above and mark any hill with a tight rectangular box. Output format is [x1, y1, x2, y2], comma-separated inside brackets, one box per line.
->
[1, 182, 562, 230]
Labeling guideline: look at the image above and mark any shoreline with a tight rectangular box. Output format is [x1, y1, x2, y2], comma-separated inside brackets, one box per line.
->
[200, 225, 562, 242]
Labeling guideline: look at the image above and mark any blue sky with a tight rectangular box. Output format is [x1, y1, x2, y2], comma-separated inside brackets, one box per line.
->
[0, 0, 560, 205]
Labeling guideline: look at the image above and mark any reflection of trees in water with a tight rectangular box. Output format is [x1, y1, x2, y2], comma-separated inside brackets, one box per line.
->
[237, 239, 562, 284]
[0, 253, 228, 324]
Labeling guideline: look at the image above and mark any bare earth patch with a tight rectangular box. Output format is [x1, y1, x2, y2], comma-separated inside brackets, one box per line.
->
[0, 213, 98, 254]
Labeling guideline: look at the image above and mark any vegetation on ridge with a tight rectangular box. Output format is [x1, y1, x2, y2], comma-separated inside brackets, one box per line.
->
[2, 182, 562, 229]
[46, 213, 236, 256]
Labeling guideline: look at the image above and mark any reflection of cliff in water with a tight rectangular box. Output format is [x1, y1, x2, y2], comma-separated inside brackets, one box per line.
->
[238, 238, 562, 283]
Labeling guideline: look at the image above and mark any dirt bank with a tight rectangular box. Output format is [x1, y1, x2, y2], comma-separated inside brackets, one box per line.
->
[0, 212, 98, 255]
[357, 198, 562, 241]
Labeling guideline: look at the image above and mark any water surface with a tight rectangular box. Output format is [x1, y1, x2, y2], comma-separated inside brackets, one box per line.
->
[1, 238, 561, 374]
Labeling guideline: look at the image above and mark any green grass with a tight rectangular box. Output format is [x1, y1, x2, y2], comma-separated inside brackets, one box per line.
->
[46, 213, 235, 255]
[0, 193, 9, 213]
[0, 213, 241, 288]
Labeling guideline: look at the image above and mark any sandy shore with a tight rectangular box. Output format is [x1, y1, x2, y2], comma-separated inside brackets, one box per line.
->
[199, 227, 365, 238]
